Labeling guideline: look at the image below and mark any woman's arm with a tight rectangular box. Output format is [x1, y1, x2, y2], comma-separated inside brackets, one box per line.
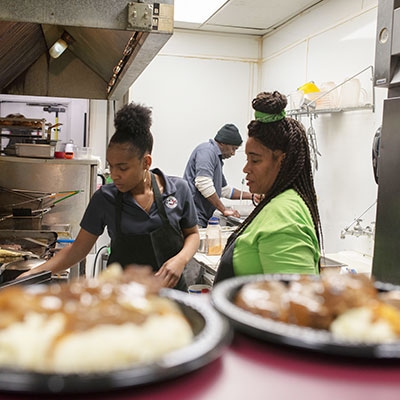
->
[19, 229, 99, 278]
[155, 226, 200, 288]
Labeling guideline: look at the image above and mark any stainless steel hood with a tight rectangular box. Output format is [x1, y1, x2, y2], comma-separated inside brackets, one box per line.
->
[0, 0, 173, 100]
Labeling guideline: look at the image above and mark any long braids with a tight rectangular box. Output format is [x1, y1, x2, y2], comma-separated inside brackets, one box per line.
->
[226, 91, 322, 250]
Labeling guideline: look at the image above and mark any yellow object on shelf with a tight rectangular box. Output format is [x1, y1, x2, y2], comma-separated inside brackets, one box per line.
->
[298, 81, 320, 94]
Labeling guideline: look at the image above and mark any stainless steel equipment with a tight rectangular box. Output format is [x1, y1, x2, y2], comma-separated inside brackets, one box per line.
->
[0, 156, 98, 238]
[0, 230, 57, 284]
[0, 271, 52, 289]
[0, 0, 173, 100]
[374, 0, 400, 96]
[372, 0, 400, 283]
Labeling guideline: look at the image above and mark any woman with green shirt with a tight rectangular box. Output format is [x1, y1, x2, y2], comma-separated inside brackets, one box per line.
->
[214, 91, 322, 283]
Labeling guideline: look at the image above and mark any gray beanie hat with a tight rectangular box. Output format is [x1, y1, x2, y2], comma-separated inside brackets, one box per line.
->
[214, 124, 243, 146]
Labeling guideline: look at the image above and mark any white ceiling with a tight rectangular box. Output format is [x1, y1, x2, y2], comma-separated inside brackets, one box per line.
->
[174, 0, 325, 36]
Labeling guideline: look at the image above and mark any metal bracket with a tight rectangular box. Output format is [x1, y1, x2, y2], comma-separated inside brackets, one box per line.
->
[127, 2, 154, 31]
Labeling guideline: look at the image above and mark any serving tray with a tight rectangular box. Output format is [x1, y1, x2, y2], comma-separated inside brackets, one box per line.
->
[0, 288, 232, 394]
[211, 274, 400, 359]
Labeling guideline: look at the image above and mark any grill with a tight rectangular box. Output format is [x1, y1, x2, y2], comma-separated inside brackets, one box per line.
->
[0, 230, 57, 285]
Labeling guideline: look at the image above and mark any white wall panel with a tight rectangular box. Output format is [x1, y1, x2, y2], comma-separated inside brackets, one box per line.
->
[262, 0, 374, 58]
[161, 30, 260, 61]
[260, 42, 308, 95]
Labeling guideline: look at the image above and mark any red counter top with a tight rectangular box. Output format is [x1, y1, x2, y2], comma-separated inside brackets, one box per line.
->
[1, 332, 399, 400]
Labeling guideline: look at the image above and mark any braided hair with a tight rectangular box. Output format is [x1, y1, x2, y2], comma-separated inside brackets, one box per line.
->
[228, 91, 322, 249]
[109, 102, 153, 159]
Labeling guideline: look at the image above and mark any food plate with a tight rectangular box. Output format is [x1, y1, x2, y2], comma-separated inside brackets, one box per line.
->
[0, 289, 232, 394]
[211, 274, 400, 359]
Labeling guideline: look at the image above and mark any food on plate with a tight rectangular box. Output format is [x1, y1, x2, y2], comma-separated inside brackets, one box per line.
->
[320, 273, 377, 315]
[0, 264, 194, 373]
[330, 302, 400, 343]
[234, 271, 400, 343]
[283, 277, 332, 329]
[0, 247, 24, 263]
[234, 280, 288, 321]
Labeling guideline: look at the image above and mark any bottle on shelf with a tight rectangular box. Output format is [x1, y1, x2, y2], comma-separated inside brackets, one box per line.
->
[206, 216, 222, 256]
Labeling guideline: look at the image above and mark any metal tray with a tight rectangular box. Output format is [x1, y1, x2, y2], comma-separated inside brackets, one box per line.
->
[211, 274, 400, 359]
[0, 288, 232, 394]
[15, 143, 55, 159]
[0, 270, 51, 289]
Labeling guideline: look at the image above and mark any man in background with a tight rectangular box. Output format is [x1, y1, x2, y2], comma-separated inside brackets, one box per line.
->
[183, 123, 253, 227]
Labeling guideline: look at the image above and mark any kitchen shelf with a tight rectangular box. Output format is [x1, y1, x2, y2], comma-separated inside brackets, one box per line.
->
[287, 103, 374, 117]
[0, 116, 52, 155]
[286, 65, 375, 118]
[0, 117, 47, 135]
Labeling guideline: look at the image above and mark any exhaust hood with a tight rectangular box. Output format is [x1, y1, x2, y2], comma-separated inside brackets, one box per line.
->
[0, 0, 174, 100]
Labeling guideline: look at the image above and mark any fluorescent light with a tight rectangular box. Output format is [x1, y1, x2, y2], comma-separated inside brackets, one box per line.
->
[174, 0, 227, 24]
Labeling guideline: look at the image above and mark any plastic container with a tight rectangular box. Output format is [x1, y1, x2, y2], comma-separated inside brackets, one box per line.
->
[64, 141, 74, 159]
[338, 78, 367, 108]
[298, 81, 320, 94]
[198, 228, 207, 253]
[188, 284, 212, 294]
[75, 146, 93, 159]
[206, 216, 222, 256]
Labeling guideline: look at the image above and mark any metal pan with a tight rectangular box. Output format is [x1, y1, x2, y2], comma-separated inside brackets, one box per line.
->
[0, 259, 46, 283]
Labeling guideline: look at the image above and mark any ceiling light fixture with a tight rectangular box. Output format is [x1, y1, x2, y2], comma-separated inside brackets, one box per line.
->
[174, 0, 227, 24]
[49, 31, 74, 59]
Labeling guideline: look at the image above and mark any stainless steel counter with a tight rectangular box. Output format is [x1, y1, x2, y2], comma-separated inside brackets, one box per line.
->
[192, 253, 220, 285]
[191, 252, 362, 286]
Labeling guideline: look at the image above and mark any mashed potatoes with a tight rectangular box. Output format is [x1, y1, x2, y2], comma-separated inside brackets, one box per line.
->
[330, 307, 397, 343]
[0, 265, 193, 373]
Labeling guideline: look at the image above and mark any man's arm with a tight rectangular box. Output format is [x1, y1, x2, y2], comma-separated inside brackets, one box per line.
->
[230, 188, 253, 200]
[195, 176, 241, 218]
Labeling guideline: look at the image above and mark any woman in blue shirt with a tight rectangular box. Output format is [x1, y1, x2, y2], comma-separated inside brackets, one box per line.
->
[23, 102, 199, 291]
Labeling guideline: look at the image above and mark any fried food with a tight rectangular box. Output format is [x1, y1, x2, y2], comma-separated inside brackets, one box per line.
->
[234, 271, 400, 343]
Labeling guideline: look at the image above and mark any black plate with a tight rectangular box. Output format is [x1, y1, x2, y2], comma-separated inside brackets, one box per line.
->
[0, 289, 232, 394]
[211, 274, 400, 359]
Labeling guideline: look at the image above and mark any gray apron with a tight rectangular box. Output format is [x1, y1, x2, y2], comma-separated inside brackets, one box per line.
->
[108, 173, 187, 291]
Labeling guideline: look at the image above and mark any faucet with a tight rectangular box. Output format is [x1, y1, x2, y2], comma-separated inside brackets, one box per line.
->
[340, 201, 377, 239]
[340, 219, 375, 239]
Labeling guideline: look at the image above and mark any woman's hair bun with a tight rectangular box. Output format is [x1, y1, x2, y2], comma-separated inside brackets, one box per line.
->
[252, 91, 287, 114]
[114, 103, 152, 133]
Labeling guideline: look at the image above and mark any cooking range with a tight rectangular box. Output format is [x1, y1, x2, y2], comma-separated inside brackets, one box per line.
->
[0, 230, 57, 288]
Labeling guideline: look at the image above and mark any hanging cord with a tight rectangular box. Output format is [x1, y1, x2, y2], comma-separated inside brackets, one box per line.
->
[92, 245, 110, 277]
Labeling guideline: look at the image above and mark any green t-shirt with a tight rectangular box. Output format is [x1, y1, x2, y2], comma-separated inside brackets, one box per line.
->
[233, 189, 320, 276]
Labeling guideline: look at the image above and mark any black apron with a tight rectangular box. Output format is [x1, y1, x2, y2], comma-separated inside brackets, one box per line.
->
[107, 173, 187, 291]
[213, 231, 238, 284]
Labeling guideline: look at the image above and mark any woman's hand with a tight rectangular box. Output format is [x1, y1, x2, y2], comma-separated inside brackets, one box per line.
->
[155, 226, 199, 288]
[155, 256, 185, 288]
